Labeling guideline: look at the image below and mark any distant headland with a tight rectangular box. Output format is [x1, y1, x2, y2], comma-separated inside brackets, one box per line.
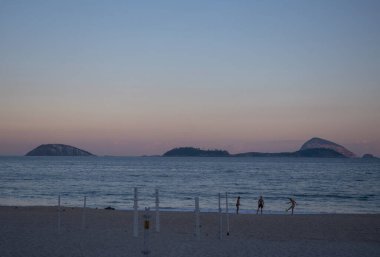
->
[25, 144, 95, 156]
[163, 137, 367, 158]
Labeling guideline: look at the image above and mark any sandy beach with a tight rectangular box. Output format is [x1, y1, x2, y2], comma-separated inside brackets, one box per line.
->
[0, 206, 379, 257]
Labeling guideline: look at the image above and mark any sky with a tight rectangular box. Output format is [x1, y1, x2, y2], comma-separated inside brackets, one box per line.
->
[0, 0, 380, 156]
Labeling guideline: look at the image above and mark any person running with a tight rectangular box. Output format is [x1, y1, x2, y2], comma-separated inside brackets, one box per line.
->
[257, 195, 264, 215]
[286, 198, 297, 215]
[236, 196, 241, 214]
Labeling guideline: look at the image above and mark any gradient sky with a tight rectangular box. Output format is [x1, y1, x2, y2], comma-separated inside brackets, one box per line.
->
[1, 0, 380, 156]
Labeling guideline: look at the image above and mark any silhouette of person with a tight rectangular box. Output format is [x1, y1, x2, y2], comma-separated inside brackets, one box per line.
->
[286, 198, 296, 215]
[236, 196, 241, 214]
[257, 196, 264, 215]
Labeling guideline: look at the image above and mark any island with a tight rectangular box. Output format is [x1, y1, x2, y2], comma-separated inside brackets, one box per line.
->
[163, 137, 358, 158]
[299, 137, 356, 158]
[362, 154, 378, 159]
[25, 144, 95, 156]
[234, 148, 346, 158]
[163, 147, 230, 157]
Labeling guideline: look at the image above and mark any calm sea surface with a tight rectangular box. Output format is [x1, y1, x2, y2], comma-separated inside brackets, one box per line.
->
[0, 156, 379, 214]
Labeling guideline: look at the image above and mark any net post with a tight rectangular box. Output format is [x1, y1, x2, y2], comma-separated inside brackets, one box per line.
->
[58, 194, 61, 234]
[133, 187, 139, 237]
[142, 207, 151, 255]
[155, 189, 160, 232]
[226, 192, 230, 236]
[218, 193, 222, 240]
[82, 196, 86, 230]
[194, 197, 200, 240]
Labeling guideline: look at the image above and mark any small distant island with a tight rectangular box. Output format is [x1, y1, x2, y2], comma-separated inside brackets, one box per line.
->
[163, 147, 230, 157]
[362, 154, 378, 159]
[25, 144, 95, 156]
[163, 137, 365, 158]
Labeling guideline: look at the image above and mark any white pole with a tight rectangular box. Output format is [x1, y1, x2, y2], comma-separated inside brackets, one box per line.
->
[133, 187, 139, 237]
[58, 195, 61, 233]
[195, 197, 200, 239]
[155, 189, 160, 233]
[226, 192, 230, 236]
[218, 193, 222, 240]
[142, 207, 151, 255]
[82, 196, 87, 230]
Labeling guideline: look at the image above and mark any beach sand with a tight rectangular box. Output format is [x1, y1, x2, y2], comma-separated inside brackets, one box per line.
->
[0, 206, 379, 257]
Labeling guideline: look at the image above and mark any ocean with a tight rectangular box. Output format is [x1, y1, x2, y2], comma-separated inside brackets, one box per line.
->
[0, 156, 379, 214]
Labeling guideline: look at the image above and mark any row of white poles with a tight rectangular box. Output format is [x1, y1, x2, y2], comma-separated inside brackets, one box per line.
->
[57, 189, 230, 240]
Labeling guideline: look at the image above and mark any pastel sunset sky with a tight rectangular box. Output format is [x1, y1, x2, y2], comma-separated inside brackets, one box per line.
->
[1, 0, 379, 156]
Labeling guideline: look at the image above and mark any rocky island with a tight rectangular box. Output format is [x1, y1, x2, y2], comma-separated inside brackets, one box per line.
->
[25, 144, 95, 156]
[300, 137, 356, 158]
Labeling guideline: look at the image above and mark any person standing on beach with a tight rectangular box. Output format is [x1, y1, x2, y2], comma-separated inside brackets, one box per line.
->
[286, 198, 296, 215]
[257, 196, 264, 215]
[236, 196, 241, 214]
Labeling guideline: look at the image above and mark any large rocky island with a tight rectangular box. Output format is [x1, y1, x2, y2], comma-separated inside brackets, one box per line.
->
[25, 144, 95, 156]
[300, 137, 356, 158]
[163, 137, 359, 158]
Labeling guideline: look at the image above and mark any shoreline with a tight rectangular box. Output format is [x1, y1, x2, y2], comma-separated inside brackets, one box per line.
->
[1, 206, 379, 257]
[1, 204, 379, 215]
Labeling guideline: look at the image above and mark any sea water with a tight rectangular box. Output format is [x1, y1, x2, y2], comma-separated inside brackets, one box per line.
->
[0, 156, 379, 214]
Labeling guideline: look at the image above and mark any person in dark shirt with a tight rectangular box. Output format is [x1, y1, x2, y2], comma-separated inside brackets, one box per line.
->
[236, 196, 241, 214]
[257, 195, 264, 215]
[286, 198, 297, 215]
